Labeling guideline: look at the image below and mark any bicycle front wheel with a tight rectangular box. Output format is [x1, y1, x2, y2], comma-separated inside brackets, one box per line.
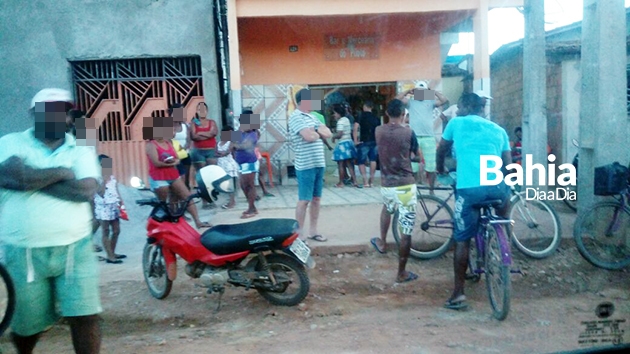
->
[0, 264, 16, 336]
[509, 193, 561, 259]
[574, 201, 630, 270]
[485, 224, 511, 321]
[392, 194, 454, 260]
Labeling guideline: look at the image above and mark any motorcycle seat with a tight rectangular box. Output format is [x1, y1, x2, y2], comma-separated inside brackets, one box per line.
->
[201, 218, 299, 255]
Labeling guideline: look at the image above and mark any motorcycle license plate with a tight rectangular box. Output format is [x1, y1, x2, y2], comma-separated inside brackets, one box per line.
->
[289, 238, 311, 264]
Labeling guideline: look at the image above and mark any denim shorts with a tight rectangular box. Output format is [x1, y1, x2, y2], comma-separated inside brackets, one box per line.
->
[2, 236, 102, 336]
[357, 141, 378, 165]
[239, 161, 259, 175]
[296, 167, 325, 201]
[149, 177, 176, 191]
[453, 183, 510, 242]
[191, 148, 216, 163]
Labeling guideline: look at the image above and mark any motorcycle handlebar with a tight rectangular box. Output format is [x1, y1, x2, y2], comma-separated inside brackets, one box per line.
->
[135, 191, 203, 218]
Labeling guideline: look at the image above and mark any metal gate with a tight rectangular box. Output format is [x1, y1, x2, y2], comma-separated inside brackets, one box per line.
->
[71, 57, 205, 185]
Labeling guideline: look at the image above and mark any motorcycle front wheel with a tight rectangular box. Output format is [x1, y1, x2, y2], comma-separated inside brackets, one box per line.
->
[143, 243, 173, 299]
[255, 254, 309, 306]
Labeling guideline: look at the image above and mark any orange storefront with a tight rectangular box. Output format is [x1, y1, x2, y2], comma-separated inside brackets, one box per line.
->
[229, 0, 522, 181]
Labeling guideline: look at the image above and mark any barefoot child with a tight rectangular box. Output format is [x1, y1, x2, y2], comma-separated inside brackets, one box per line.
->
[94, 155, 126, 264]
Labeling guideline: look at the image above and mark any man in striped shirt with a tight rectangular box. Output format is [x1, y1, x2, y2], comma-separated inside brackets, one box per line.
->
[288, 89, 333, 242]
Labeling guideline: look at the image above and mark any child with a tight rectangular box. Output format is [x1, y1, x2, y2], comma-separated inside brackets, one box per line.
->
[94, 154, 125, 264]
[216, 125, 239, 209]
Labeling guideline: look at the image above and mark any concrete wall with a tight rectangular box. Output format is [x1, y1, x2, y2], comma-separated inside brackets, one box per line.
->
[0, 0, 220, 136]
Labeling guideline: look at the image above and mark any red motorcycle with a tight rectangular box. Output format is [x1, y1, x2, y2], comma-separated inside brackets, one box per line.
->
[132, 166, 313, 308]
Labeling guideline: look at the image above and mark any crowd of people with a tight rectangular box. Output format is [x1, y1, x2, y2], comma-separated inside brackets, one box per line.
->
[0, 83, 518, 352]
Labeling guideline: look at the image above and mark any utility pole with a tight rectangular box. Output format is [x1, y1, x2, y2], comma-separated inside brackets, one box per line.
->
[578, 0, 629, 212]
[522, 0, 547, 188]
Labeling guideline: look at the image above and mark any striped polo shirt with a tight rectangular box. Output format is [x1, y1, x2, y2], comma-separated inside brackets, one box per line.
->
[288, 109, 326, 171]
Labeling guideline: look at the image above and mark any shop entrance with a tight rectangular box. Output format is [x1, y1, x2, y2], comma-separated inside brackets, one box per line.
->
[310, 82, 397, 126]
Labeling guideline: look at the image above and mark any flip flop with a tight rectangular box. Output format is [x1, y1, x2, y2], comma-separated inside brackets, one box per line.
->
[370, 237, 386, 254]
[308, 234, 328, 242]
[355, 184, 363, 189]
[264, 192, 275, 197]
[444, 295, 468, 310]
[241, 212, 257, 219]
[197, 222, 213, 228]
[396, 271, 419, 283]
[106, 259, 123, 264]
[115, 254, 127, 259]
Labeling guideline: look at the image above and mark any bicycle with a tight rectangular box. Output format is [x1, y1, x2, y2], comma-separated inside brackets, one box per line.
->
[0, 261, 16, 336]
[573, 182, 630, 270]
[392, 182, 561, 260]
[465, 200, 515, 320]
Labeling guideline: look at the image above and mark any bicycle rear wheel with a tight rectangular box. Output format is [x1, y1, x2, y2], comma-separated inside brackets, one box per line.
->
[0, 263, 16, 336]
[509, 193, 561, 259]
[574, 201, 630, 270]
[485, 224, 511, 321]
[392, 194, 454, 260]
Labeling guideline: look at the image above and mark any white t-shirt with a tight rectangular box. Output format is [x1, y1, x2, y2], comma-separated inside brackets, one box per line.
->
[336, 117, 352, 142]
[0, 129, 101, 247]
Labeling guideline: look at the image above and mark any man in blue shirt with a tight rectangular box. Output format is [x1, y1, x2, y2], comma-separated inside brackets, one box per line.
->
[436, 93, 511, 311]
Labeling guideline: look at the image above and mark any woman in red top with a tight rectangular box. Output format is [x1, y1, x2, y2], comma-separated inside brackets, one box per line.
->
[191, 102, 218, 208]
[145, 116, 211, 229]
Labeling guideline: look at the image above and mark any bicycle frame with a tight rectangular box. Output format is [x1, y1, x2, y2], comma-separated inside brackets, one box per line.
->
[471, 207, 514, 276]
[416, 185, 455, 229]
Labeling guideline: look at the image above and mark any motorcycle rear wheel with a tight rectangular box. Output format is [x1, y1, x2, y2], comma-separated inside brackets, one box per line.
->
[143, 243, 173, 299]
[255, 254, 309, 306]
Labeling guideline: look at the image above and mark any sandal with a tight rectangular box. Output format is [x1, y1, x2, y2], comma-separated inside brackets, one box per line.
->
[396, 271, 419, 283]
[263, 192, 275, 197]
[241, 212, 257, 219]
[196, 222, 213, 228]
[115, 254, 127, 259]
[444, 295, 468, 310]
[106, 259, 123, 264]
[307, 234, 328, 242]
[370, 237, 386, 254]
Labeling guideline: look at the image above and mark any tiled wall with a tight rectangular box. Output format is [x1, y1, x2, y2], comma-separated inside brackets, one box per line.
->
[242, 84, 294, 184]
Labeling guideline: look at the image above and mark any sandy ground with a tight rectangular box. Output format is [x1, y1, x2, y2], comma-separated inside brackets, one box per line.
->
[1, 239, 629, 354]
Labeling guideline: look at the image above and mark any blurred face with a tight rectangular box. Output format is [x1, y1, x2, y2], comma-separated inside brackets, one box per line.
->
[75, 116, 98, 146]
[298, 90, 323, 112]
[239, 113, 260, 131]
[100, 157, 113, 176]
[143, 116, 175, 140]
[197, 103, 208, 119]
[171, 107, 186, 124]
[220, 130, 236, 142]
[33, 101, 72, 140]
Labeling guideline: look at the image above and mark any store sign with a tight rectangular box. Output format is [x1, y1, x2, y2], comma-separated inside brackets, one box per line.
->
[324, 34, 379, 61]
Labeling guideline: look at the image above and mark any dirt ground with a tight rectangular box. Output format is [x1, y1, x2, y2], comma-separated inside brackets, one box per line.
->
[1, 240, 629, 354]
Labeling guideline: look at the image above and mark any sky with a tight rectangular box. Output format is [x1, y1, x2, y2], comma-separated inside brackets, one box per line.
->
[449, 0, 630, 56]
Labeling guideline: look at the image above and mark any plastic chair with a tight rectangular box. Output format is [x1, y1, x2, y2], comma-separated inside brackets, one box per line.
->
[260, 152, 274, 188]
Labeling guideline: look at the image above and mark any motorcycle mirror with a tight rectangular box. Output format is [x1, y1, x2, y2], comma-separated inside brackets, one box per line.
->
[572, 139, 579, 148]
[130, 176, 146, 189]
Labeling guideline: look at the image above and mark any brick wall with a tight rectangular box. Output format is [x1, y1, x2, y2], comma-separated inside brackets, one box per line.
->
[491, 52, 566, 162]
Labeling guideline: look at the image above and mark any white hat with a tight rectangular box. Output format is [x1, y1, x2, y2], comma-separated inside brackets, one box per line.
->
[417, 81, 429, 89]
[474, 90, 493, 100]
[30, 88, 73, 109]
